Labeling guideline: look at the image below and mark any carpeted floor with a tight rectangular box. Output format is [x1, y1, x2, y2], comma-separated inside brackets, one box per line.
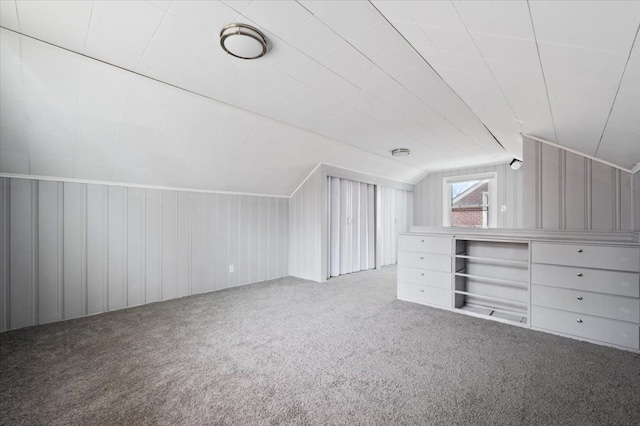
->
[1, 266, 639, 425]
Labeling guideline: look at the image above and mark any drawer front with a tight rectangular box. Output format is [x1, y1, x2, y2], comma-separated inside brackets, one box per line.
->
[532, 285, 640, 323]
[398, 235, 451, 255]
[397, 266, 450, 290]
[398, 251, 451, 272]
[532, 242, 640, 272]
[531, 263, 639, 298]
[398, 282, 451, 308]
[531, 306, 639, 349]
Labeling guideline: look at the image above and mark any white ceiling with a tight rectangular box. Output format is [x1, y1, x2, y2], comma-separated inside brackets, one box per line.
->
[0, 1, 638, 196]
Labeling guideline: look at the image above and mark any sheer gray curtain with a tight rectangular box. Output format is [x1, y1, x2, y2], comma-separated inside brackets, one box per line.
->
[328, 177, 375, 277]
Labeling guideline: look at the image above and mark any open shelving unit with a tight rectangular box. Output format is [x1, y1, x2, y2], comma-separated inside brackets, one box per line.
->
[453, 238, 530, 326]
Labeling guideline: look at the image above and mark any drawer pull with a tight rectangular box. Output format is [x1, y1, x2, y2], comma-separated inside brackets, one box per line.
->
[577, 296, 583, 301]
[419, 289, 424, 293]
[420, 256, 424, 260]
[421, 273, 424, 276]
[421, 239, 424, 243]
[576, 319, 583, 323]
[577, 248, 583, 253]
[576, 272, 583, 277]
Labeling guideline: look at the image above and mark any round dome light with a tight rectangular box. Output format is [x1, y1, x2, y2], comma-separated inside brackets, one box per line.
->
[220, 23, 267, 60]
[391, 148, 410, 157]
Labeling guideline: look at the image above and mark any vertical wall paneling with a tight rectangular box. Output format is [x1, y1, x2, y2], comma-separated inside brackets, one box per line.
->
[1, 177, 289, 332]
[227, 195, 240, 287]
[0, 178, 8, 330]
[564, 152, 587, 229]
[62, 183, 86, 319]
[415, 163, 521, 228]
[144, 189, 162, 303]
[177, 192, 191, 297]
[631, 172, 640, 231]
[161, 191, 177, 299]
[289, 167, 323, 282]
[127, 188, 145, 307]
[541, 144, 561, 229]
[107, 186, 126, 310]
[87, 184, 107, 314]
[260, 197, 269, 280]
[9, 179, 34, 329]
[190, 193, 204, 295]
[591, 162, 615, 230]
[213, 194, 228, 291]
[38, 181, 61, 324]
[519, 136, 632, 231]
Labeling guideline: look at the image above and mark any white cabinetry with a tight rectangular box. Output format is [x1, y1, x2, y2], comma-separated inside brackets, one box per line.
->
[530, 242, 640, 351]
[397, 235, 452, 309]
[397, 231, 640, 352]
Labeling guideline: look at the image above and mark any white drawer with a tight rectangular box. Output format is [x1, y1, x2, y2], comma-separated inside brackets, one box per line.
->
[532, 242, 640, 272]
[532, 285, 640, 323]
[531, 306, 639, 349]
[398, 282, 451, 308]
[398, 235, 451, 254]
[398, 251, 451, 272]
[531, 263, 639, 298]
[397, 266, 450, 290]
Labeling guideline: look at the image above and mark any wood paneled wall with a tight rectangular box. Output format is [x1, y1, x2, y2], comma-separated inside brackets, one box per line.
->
[522, 138, 633, 230]
[635, 171, 640, 231]
[289, 167, 323, 282]
[413, 163, 522, 228]
[0, 177, 288, 332]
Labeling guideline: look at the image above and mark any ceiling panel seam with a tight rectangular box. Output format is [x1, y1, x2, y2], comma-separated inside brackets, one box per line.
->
[525, 0, 559, 145]
[593, 21, 640, 157]
[0, 26, 424, 177]
[450, 1, 524, 134]
[369, 0, 506, 154]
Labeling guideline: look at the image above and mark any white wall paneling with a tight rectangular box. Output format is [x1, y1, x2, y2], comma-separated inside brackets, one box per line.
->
[635, 171, 640, 231]
[289, 167, 323, 282]
[290, 164, 414, 282]
[522, 136, 633, 231]
[414, 163, 521, 229]
[0, 176, 289, 332]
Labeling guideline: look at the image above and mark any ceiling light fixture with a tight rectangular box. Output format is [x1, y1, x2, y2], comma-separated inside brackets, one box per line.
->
[220, 23, 267, 60]
[510, 159, 522, 170]
[391, 148, 410, 157]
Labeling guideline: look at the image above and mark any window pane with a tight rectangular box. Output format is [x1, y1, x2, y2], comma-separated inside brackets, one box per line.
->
[451, 179, 490, 228]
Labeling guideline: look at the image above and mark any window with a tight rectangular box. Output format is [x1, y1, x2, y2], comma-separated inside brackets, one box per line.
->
[443, 173, 497, 228]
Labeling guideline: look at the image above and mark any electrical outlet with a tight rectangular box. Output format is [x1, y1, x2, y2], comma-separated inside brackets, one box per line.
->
[501, 205, 507, 212]
[229, 264, 234, 273]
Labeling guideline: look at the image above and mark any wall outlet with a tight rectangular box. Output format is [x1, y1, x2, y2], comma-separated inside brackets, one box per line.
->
[501, 205, 507, 212]
[228, 264, 234, 273]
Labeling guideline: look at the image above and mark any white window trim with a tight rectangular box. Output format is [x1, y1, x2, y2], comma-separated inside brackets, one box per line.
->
[442, 172, 498, 228]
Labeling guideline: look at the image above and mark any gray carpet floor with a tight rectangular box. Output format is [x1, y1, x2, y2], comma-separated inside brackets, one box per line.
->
[1, 266, 639, 425]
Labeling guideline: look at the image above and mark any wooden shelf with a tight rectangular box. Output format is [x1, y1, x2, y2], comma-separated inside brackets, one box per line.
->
[454, 272, 528, 288]
[454, 290, 528, 307]
[454, 254, 528, 266]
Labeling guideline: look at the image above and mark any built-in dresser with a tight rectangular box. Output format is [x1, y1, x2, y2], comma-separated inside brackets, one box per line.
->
[397, 228, 640, 352]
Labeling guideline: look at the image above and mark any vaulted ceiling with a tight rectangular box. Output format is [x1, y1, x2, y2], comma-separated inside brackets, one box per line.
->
[0, 0, 638, 196]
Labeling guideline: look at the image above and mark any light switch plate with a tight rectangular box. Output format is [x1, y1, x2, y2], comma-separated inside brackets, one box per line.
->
[501, 205, 507, 212]
[229, 264, 234, 273]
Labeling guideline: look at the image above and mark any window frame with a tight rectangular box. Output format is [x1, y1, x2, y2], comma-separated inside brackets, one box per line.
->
[442, 172, 498, 228]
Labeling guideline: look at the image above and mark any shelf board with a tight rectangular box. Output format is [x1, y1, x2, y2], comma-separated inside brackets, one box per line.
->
[455, 304, 529, 327]
[454, 272, 528, 288]
[454, 290, 528, 307]
[454, 254, 528, 266]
